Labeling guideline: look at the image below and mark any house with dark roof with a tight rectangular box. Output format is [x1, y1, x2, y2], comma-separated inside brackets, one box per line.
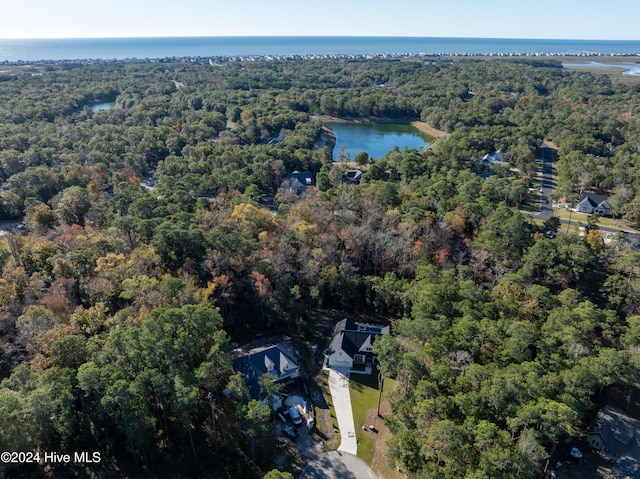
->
[286, 171, 315, 194]
[345, 169, 363, 185]
[327, 319, 390, 374]
[577, 193, 612, 216]
[588, 405, 640, 478]
[232, 344, 300, 410]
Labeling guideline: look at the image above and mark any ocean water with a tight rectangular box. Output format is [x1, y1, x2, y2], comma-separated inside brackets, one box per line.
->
[1, 37, 640, 62]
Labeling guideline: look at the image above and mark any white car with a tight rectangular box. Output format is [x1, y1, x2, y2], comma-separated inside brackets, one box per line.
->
[288, 406, 302, 425]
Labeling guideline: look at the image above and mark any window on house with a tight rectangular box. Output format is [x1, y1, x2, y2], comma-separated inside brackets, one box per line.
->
[354, 354, 365, 363]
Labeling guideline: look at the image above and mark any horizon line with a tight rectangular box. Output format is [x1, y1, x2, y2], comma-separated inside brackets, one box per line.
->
[1, 35, 639, 42]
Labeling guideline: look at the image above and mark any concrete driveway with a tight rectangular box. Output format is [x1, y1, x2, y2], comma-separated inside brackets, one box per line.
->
[301, 451, 378, 479]
[327, 368, 358, 455]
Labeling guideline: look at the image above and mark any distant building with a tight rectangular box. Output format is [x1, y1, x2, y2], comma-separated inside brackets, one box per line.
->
[576, 193, 611, 216]
[345, 170, 363, 185]
[327, 319, 390, 374]
[588, 405, 640, 478]
[233, 344, 300, 410]
[481, 150, 508, 167]
[286, 171, 315, 194]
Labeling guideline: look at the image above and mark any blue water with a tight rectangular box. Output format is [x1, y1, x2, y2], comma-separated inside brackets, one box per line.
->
[1, 37, 640, 62]
[563, 62, 640, 76]
[327, 123, 430, 162]
[89, 102, 114, 112]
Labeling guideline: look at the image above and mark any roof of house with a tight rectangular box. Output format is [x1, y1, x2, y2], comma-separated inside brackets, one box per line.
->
[577, 193, 610, 208]
[287, 171, 315, 189]
[589, 406, 640, 477]
[481, 151, 508, 165]
[329, 318, 390, 360]
[232, 344, 299, 401]
[345, 170, 363, 183]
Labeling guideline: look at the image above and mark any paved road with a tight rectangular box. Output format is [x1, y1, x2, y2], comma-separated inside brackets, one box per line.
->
[300, 451, 378, 479]
[327, 368, 358, 455]
[556, 217, 633, 235]
[533, 145, 638, 236]
[536, 146, 557, 220]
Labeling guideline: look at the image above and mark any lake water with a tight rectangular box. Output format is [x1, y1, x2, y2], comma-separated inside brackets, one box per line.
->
[327, 123, 430, 162]
[90, 102, 114, 112]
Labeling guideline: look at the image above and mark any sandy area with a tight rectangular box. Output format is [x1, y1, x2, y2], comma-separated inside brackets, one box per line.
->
[312, 115, 414, 125]
[410, 121, 448, 139]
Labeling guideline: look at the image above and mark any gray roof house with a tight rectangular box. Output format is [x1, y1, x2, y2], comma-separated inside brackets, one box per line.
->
[327, 319, 390, 374]
[481, 150, 508, 167]
[588, 405, 640, 478]
[233, 344, 300, 410]
[287, 171, 315, 194]
[576, 193, 612, 216]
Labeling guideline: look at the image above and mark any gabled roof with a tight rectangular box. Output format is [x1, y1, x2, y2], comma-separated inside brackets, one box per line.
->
[345, 170, 363, 184]
[590, 406, 639, 446]
[233, 344, 300, 402]
[481, 151, 508, 166]
[577, 193, 610, 208]
[329, 318, 390, 360]
[590, 406, 640, 476]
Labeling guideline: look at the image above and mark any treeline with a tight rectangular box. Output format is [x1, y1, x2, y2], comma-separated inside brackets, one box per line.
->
[0, 58, 639, 477]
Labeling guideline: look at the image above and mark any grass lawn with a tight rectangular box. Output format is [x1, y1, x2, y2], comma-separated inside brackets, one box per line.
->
[319, 370, 340, 451]
[552, 207, 638, 232]
[349, 370, 396, 465]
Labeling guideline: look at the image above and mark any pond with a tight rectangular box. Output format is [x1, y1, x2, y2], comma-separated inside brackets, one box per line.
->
[326, 122, 430, 162]
[90, 102, 115, 112]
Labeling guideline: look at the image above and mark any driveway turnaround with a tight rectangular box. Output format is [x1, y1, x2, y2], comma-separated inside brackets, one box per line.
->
[327, 367, 358, 455]
[301, 451, 378, 479]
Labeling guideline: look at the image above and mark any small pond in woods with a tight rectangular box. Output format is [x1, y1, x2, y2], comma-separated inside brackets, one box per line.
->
[326, 123, 430, 162]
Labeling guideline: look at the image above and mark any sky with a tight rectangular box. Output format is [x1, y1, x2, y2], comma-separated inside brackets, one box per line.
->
[1, 0, 638, 41]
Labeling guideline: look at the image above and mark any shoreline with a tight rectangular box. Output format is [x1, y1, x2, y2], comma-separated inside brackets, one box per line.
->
[2, 51, 640, 68]
[312, 115, 448, 143]
[410, 121, 448, 139]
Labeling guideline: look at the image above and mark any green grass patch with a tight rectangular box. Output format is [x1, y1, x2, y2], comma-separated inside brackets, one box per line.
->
[320, 369, 340, 449]
[349, 370, 396, 465]
[552, 207, 638, 232]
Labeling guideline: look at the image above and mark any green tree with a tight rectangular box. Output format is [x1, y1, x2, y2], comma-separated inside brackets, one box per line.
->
[241, 399, 273, 466]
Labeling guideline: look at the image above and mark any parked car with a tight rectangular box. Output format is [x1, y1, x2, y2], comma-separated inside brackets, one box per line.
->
[288, 406, 302, 425]
[283, 424, 299, 439]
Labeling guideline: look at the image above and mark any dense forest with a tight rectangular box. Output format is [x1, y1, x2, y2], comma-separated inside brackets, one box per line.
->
[0, 57, 639, 478]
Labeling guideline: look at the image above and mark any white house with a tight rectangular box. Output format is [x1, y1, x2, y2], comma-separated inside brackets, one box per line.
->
[576, 193, 612, 216]
[327, 319, 390, 373]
